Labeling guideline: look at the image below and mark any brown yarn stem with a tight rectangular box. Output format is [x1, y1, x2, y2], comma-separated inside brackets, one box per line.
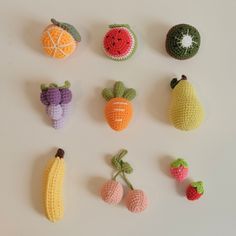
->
[55, 148, 64, 159]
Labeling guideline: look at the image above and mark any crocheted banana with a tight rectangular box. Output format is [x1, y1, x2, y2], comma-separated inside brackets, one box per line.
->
[169, 75, 204, 131]
[44, 148, 65, 222]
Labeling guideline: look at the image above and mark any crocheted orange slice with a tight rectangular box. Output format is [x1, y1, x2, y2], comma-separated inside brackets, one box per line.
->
[41, 19, 81, 59]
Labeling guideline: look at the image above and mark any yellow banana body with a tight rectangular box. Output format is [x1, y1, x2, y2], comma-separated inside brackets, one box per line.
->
[43, 149, 65, 222]
[169, 78, 204, 131]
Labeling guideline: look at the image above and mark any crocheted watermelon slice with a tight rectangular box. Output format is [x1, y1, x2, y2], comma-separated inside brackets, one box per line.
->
[103, 24, 137, 61]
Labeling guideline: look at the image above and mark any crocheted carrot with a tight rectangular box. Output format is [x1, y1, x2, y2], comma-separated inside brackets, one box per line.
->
[100, 149, 148, 213]
[169, 75, 204, 131]
[102, 81, 136, 131]
[43, 148, 65, 222]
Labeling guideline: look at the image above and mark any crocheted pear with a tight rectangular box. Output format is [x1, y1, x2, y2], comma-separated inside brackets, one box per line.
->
[103, 24, 137, 61]
[169, 75, 204, 131]
[102, 81, 136, 131]
[43, 148, 65, 222]
[100, 149, 148, 213]
[166, 24, 200, 60]
[40, 81, 72, 129]
[41, 18, 81, 59]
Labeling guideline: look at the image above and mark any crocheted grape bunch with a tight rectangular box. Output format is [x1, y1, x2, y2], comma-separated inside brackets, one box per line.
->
[40, 81, 72, 129]
[100, 149, 148, 213]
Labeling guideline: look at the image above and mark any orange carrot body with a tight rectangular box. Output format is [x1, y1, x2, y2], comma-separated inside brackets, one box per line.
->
[105, 97, 133, 131]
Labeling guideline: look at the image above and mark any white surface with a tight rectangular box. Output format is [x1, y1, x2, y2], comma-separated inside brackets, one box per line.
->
[0, 0, 236, 235]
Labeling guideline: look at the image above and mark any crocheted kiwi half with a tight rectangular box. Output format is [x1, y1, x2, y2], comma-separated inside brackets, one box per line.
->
[166, 24, 200, 60]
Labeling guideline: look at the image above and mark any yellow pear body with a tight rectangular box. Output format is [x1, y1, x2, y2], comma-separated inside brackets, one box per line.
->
[169, 80, 204, 131]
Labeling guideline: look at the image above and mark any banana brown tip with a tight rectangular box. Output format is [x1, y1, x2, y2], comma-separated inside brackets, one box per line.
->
[181, 75, 187, 80]
[55, 148, 64, 158]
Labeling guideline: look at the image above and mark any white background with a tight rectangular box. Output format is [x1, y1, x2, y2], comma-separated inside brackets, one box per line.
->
[0, 0, 235, 235]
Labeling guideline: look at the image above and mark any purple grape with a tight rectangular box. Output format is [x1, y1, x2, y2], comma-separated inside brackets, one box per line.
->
[61, 103, 71, 118]
[60, 88, 72, 104]
[46, 104, 63, 120]
[40, 91, 49, 105]
[46, 88, 61, 105]
[52, 117, 65, 129]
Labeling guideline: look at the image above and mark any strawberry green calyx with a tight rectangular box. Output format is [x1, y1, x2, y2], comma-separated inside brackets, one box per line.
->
[111, 149, 134, 190]
[191, 181, 204, 194]
[40, 81, 71, 91]
[102, 81, 136, 101]
[51, 18, 81, 42]
[109, 24, 130, 29]
[171, 158, 188, 168]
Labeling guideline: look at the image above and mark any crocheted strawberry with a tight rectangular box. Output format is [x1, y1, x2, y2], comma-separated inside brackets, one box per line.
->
[186, 181, 204, 201]
[103, 24, 137, 61]
[170, 158, 189, 182]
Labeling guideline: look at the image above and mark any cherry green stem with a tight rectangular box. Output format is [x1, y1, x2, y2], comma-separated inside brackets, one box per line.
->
[112, 171, 122, 180]
[121, 172, 134, 190]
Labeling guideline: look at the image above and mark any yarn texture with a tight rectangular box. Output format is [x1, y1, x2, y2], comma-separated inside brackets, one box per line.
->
[186, 181, 204, 201]
[103, 24, 137, 61]
[41, 18, 81, 59]
[101, 180, 124, 204]
[169, 75, 204, 131]
[170, 158, 189, 182]
[102, 81, 136, 131]
[166, 24, 200, 60]
[43, 149, 65, 222]
[40, 81, 72, 129]
[100, 149, 148, 214]
[126, 190, 148, 213]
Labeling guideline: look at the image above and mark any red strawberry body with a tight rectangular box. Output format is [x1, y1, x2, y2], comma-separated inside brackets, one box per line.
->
[186, 181, 204, 201]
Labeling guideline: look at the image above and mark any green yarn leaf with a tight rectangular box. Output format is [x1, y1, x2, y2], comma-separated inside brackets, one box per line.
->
[171, 158, 188, 168]
[40, 84, 47, 91]
[49, 83, 58, 88]
[102, 88, 114, 101]
[116, 149, 128, 160]
[113, 81, 125, 98]
[111, 156, 122, 171]
[51, 18, 81, 42]
[191, 181, 204, 194]
[109, 24, 130, 29]
[62, 80, 71, 89]
[123, 88, 136, 101]
[120, 160, 133, 174]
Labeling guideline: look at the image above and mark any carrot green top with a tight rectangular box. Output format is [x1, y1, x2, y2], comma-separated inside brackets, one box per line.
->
[102, 81, 136, 101]
[171, 158, 188, 168]
[191, 181, 204, 194]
